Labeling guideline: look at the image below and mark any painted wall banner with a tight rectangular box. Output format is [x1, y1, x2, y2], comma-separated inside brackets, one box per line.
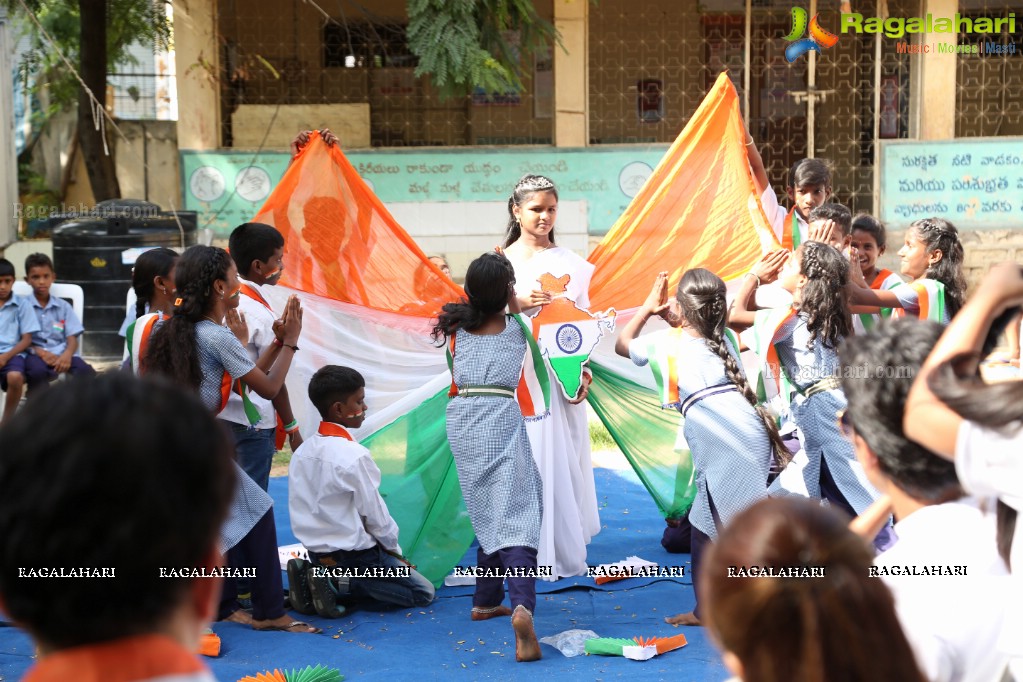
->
[181, 147, 668, 238]
[880, 138, 1023, 231]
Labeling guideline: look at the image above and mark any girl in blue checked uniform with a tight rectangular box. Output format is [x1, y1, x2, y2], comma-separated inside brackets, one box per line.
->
[730, 243, 885, 541]
[616, 268, 789, 626]
[433, 251, 544, 662]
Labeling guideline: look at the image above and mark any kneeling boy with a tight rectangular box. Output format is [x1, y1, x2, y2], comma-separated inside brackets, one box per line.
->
[288, 365, 435, 617]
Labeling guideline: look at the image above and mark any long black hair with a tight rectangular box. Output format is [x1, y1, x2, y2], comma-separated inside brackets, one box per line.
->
[132, 247, 178, 318]
[797, 241, 851, 349]
[432, 251, 515, 343]
[144, 245, 233, 387]
[502, 174, 559, 248]
[911, 217, 966, 318]
[677, 269, 790, 467]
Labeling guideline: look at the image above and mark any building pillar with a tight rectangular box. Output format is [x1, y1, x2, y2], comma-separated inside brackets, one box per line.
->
[553, 0, 589, 147]
[0, 8, 19, 246]
[912, 0, 957, 140]
[173, 0, 220, 150]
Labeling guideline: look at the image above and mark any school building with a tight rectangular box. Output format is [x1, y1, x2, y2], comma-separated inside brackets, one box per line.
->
[6, 0, 1023, 282]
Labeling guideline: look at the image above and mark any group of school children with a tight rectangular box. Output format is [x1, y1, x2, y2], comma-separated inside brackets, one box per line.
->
[3, 123, 1022, 681]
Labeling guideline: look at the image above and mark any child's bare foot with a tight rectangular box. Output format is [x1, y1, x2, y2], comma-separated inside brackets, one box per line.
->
[219, 609, 253, 625]
[471, 605, 513, 621]
[664, 611, 702, 626]
[512, 605, 541, 662]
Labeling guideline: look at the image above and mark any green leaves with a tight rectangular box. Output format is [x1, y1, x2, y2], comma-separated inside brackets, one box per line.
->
[8, 0, 172, 113]
[407, 0, 561, 101]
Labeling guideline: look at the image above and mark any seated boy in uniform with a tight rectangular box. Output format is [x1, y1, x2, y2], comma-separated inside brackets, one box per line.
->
[288, 365, 435, 617]
[0, 258, 39, 423]
[22, 253, 95, 392]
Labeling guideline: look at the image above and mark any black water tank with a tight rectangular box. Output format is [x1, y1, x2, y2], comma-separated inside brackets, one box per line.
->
[52, 200, 197, 358]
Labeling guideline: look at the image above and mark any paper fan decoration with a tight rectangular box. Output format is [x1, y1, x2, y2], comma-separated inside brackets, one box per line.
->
[585, 633, 688, 661]
[238, 666, 343, 682]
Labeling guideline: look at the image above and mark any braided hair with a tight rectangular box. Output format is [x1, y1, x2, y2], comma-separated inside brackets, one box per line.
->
[131, 247, 178, 318]
[432, 251, 515, 343]
[502, 174, 559, 248]
[676, 269, 791, 467]
[144, 245, 233, 387]
[797, 241, 851, 350]
[911, 217, 967, 317]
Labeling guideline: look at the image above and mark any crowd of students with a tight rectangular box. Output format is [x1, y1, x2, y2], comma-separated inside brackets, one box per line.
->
[0, 127, 1021, 681]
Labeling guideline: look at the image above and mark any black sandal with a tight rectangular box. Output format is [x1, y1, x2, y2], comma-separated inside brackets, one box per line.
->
[286, 558, 314, 616]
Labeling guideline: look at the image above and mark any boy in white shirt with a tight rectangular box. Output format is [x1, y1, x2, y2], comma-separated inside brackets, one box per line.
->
[841, 319, 1008, 682]
[223, 222, 303, 491]
[288, 365, 435, 618]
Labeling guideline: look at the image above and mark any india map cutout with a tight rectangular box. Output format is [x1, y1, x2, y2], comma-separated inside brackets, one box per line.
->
[531, 273, 616, 400]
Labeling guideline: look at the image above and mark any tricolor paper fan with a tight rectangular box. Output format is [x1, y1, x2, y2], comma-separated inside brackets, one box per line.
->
[237, 665, 343, 682]
[584, 633, 688, 661]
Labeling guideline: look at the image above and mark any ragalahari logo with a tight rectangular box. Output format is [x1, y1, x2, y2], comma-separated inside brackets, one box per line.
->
[784, 7, 840, 62]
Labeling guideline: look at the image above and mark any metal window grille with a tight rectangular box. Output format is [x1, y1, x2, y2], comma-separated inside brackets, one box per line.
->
[955, 2, 1023, 137]
[217, 0, 552, 147]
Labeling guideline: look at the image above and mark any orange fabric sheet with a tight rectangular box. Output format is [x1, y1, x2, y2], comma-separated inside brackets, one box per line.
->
[588, 72, 780, 311]
[253, 138, 462, 316]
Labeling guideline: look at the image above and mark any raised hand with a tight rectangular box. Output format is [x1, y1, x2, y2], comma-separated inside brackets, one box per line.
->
[847, 246, 868, 288]
[317, 128, 339, 147]
[225, 308, 249, 344]
[281, 295, 303, 345]
[807, 219, 837, 246]
[751, 250, 789, 285]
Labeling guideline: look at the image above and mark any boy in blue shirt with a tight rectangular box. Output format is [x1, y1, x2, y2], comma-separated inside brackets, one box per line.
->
[22, 253, 95, 393]
[0, 258, 40, 424]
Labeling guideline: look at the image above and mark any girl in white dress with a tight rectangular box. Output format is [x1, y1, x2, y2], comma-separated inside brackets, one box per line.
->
[501, 174, 600, 579]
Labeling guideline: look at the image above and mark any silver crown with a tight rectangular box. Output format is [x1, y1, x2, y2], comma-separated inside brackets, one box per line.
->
[516, 176, 555, 192]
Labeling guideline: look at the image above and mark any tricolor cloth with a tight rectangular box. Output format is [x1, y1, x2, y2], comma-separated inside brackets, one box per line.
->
[244, 72, 776, 583]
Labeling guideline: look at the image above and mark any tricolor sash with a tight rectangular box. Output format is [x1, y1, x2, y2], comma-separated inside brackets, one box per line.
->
[644, 327, 685, 409]
[855, 269, 902, 331]
[239, 282, 274, 314]
[446, 313, 551, 420]
[239, 282, 289, 445]
[218, 372, 262, 426]
[781, 208, 803, 252]
[643, 327, 742, 410]
[747, 307, 799, 415]
[125, 312, 165, 374]
[892, 278, 946, 323]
